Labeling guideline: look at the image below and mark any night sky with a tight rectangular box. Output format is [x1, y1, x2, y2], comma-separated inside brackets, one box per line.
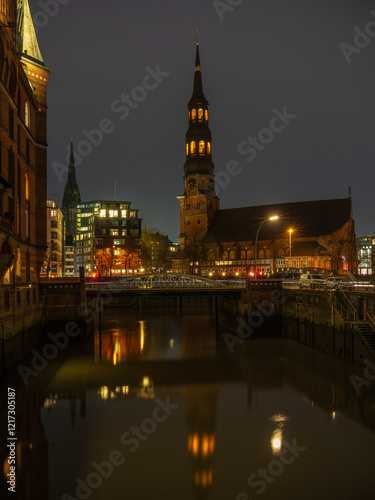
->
[30, 0, 375, 241]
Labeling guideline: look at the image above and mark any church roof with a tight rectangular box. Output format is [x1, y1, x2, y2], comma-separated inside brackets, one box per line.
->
[203, 198, 352, 244]
[17, 0, 45, 67]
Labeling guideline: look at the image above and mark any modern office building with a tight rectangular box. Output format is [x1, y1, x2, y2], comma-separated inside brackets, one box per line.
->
[76, 200, 142, 276]
[357, 235, 374, 276]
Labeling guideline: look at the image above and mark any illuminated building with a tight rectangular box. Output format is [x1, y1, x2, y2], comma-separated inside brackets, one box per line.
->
[175, 39, 356, 276]
[357, 235, 375, 276]
[76, 200, 142, 276]
[40, 200, 63, 277]
[0, 0, 49, 350]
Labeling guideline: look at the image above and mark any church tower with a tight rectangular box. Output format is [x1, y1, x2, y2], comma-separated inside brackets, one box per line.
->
[177, 36, 220, 250]
[61, 141, 81, 240]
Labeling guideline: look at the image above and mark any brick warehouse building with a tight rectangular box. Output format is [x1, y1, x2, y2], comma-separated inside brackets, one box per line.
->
[0, 0, 49, 356]
[174, 40, 356, 276]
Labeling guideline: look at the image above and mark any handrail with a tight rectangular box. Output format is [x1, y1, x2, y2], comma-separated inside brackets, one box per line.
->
[367, 313, 375, 331]
[339, 291, 358, 321]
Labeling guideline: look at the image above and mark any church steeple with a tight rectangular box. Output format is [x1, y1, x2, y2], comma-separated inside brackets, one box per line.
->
[177, 36, 220, 250]
[62, 141, 81, 240]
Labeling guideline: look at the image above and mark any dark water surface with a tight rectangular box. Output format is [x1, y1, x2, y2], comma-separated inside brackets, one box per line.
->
[1, 306, 375, 499]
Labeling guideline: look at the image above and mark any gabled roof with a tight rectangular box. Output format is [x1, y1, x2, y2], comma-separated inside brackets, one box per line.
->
[203, 198, 352, 244]
[17, 0, 45, 67]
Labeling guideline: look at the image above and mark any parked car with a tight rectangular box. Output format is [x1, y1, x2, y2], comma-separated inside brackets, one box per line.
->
[324, 276, 353, 291]
[299, 273, 326, 289]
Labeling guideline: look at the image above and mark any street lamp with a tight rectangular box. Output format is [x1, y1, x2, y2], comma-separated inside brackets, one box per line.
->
[288, 228, 293, 264]
[254, 215, 279, 278]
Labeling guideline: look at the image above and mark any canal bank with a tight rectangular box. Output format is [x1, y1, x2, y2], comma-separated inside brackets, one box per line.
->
[218, 281, 375, 365]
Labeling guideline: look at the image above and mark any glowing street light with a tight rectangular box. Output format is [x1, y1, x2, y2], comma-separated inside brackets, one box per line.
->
[288, 228, 293, 264]
[254, 215, 279, 277]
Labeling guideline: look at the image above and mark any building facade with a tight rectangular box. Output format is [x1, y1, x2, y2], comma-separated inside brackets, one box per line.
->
[40, 200, 63, 277]
[76, 200, 142, 276]
[174, 40, 356, 276]
[0, 0, 49, 337]
[357, 235, 375, 276]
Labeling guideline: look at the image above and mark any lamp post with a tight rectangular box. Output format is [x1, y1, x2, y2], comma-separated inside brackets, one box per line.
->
[288, 228, 293, 265]
[254, 215, 279, 278]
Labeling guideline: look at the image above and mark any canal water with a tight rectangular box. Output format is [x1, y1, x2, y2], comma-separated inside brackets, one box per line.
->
[1, 305, 375, 499]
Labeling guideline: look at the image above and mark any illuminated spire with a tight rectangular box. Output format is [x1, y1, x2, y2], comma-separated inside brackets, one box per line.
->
[190, 32, 206, 104]
[17, 0, 45, 67]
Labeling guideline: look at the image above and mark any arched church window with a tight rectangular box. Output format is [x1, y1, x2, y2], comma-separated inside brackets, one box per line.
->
[246, 249, 252, 259]
[199, 141, 205, 154]
[229, 250, 235, 260]
[198, 109, 203, 121]
[223, 251, 229, 260]
[201, 177, 206, 185]
[190, 141, 196, 154]
[265, 249, 271, 259]
[241, 249, 245, 259]
[191, 109, 196, 121]
[205, 110, 208, 121]
[208, 249, 215, 260]
[278, 248, 285, 257]
[259, 249, 265, 259]
[207, 142, 211, 154]
[186, 143, 189, 156]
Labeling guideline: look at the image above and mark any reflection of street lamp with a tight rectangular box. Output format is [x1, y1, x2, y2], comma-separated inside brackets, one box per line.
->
[254, 216, 279, 277]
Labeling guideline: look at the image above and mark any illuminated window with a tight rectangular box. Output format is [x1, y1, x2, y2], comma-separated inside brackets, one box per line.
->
[121, 210, 127, 218]
[205, 110, 208, 121]
[186, 143, 189, 156]
[99, 209, 106, 217]
[114, 250, 120, 256]
[199, 141, 205, 154]
[109, 210, 118, 217]
[110, 229, 119, 236]
[198, 109, 203, 121]
[25, 173, 29, 200]
[191, 109, 196, 121]
[25, 210, 29, 239]
[25, 101, 30, 127]
[207, 142, 211, 154]
[190, 141, 196, 154]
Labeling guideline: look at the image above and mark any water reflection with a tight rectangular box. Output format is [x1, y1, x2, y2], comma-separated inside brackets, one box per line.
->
[1, 308, 375, 499]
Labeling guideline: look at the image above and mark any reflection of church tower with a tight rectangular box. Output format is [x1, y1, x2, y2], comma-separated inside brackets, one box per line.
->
[177, 35, 220, 250]
[61, 141, 81, 241]
[186, 387, 218, 500]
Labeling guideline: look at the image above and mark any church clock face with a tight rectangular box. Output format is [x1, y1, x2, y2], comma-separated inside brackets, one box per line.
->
[187, 178, 197, 188]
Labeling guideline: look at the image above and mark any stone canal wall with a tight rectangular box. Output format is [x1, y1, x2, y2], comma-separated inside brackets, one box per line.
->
[218, 281, 375, 364]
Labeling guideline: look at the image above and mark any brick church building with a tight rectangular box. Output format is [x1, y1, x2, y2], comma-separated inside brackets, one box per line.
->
[174, 39, 356, 277]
